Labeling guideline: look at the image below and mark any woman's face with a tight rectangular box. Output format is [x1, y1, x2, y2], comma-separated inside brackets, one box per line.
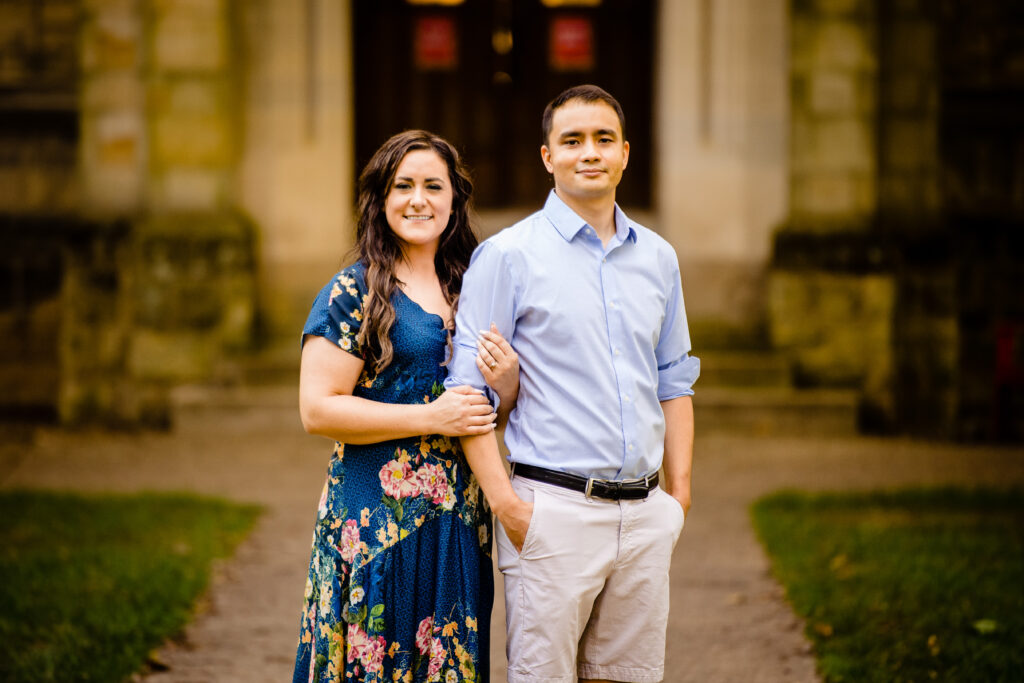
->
[384, 149, 454, 252]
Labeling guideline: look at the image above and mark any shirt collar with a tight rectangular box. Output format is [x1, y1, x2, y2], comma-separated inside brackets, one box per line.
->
[543, 190, 638, 244]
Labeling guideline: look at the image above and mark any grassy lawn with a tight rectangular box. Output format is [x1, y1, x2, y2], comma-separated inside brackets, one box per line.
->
[751, 488, 1024, 682]
[0, 489, 262, 683]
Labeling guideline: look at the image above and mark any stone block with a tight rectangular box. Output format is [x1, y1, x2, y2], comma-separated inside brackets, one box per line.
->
[42, 1, 78, 26]
[771, 271, 895, 402]
[883, 73, 930, 112]
[95, 110, 143, 165]
[809, 71, 857, 114]
[813, 20, 876, 71]
[890, 0, 926, 16]
[0, 6, 26, 46]
[153, 168, 226, 212]
[218, 286, 256, 350]
[792, 172, 858, 217]
[789, 18, 817, 73]
[151, 79, 226, 117]
[884, 118, 936, 171]
[789, 110, 816, 167]
[814, 0, 867, 17]
[817, 118, 874, 171]
[152, 0, 228, 72]
[152, 113, 231, 166]
[130, 329, 215, 382]
[82, 73, 145, 112]
[853, 174, 877, 214]
[80, 10, 140, 72]
[887, 20, 935, 71]
[768, 271, 821, 348]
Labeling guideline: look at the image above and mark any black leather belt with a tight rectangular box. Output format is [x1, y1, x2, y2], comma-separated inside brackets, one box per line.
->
[511, 462, 658, 501]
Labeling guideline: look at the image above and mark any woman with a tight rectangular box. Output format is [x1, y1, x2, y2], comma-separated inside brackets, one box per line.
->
[292, 130, 517, 683]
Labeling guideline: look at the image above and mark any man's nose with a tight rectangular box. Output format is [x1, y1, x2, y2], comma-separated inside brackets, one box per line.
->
[581, 139, 600, 159]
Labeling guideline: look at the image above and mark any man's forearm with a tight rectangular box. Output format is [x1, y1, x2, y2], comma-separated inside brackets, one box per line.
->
[661, 395, 694, 512]
[460, 431, 533, 550]
[460, 431, 518, 514]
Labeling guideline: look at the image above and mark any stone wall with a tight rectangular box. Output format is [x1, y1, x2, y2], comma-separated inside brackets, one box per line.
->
[1, 0, 258, 427]
[776, 0, 1024, 440]
[769, 230, 897, 429]
[789, 0, 878, 230]
[771, 0, 897, 429]
[0, 0, 80, 213]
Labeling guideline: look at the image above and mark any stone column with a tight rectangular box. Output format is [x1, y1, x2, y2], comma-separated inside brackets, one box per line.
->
[655, 0, 788, 345]
[238, 0, 354, 345]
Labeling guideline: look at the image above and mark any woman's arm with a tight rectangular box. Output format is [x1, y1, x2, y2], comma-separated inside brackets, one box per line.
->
[300, 335, 497, 444]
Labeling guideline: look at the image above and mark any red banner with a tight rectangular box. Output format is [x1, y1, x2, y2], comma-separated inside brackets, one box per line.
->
[549, 16, 594, 71]
[414, 15, 457, 70]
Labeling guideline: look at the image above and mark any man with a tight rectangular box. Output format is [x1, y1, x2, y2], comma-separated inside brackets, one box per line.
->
[445, 84, 699, 683]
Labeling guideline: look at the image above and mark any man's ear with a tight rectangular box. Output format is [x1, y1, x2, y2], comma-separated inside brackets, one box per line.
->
[540, 145, 554, 173]
[622, 140, 630, 171]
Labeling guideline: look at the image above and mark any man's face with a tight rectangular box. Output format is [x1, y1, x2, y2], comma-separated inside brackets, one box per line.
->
[541, 99, 629, 204]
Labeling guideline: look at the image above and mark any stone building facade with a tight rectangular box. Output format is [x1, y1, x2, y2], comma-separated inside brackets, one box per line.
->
[1, 0, 256, 425]
[772, 0, 1024, 439]
[1, 0, 1020, 439]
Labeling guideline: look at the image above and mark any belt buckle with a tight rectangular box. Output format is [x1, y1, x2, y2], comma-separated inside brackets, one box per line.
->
[585, 477, 595, 499]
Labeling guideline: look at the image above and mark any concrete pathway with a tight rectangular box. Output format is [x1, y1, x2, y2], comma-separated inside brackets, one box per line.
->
[3, 384, 1023, 682]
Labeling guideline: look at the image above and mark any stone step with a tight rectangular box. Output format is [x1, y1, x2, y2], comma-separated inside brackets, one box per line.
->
[696, 350, 792, 388]
[693, 386, 859, 436]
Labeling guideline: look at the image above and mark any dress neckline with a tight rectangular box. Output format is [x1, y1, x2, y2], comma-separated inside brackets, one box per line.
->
[396, 287, 447, 327]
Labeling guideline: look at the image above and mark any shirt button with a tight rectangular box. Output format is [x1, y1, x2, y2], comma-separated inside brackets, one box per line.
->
[628, 444, 635, 452]
[608, 301, 615, 309]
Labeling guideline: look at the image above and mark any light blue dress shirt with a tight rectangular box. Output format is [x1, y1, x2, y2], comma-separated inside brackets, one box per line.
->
[445, 191, 700, 481]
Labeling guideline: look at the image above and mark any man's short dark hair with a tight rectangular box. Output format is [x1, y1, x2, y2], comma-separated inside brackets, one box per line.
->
[541, 84, 626, 147]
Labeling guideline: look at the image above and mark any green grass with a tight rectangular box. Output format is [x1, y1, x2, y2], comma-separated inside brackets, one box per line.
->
[751, 488, 1024, 682]
[0, 490, 262, 683]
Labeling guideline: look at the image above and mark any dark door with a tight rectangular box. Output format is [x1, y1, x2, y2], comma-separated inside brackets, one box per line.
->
[354, 0, 653, 208]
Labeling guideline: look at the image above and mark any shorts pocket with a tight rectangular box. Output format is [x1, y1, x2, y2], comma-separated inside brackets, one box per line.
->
[660, 487, 686, 529]
[518, 487, 547, 559]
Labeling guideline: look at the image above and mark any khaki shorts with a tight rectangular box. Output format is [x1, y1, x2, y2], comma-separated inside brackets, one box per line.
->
[496, 475, 686, 683]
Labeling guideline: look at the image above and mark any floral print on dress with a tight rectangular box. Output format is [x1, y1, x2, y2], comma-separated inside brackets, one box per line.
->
[293, 263, 493, 683]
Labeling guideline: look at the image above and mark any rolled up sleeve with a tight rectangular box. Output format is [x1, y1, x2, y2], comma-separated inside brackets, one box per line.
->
[444, 241, 518, 409]
[655, 260, 700, 401]
[658, 353, 701, 400]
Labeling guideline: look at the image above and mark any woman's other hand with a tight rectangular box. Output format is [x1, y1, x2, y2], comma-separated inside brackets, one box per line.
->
[476, 323, 519, 407]
[432, 384, 497, 436]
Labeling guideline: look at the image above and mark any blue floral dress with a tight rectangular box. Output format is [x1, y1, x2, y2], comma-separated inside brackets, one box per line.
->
[292, 262, 493, 683]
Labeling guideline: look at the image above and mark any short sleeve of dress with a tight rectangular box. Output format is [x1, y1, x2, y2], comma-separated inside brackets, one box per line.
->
[301, 263, 368, 359]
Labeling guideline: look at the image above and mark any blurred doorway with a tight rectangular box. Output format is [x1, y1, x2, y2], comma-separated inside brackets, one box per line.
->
[353, 0, 654, 209]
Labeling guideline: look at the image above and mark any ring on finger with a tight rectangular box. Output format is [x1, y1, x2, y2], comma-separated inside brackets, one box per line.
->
[489, 360, 497, 368]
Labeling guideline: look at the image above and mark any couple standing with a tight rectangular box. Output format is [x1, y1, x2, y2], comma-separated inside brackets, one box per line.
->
[293, 85, 699, 683]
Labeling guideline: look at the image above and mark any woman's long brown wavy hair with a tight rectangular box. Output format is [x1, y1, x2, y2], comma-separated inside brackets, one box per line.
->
[354, 130, 477, 374]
